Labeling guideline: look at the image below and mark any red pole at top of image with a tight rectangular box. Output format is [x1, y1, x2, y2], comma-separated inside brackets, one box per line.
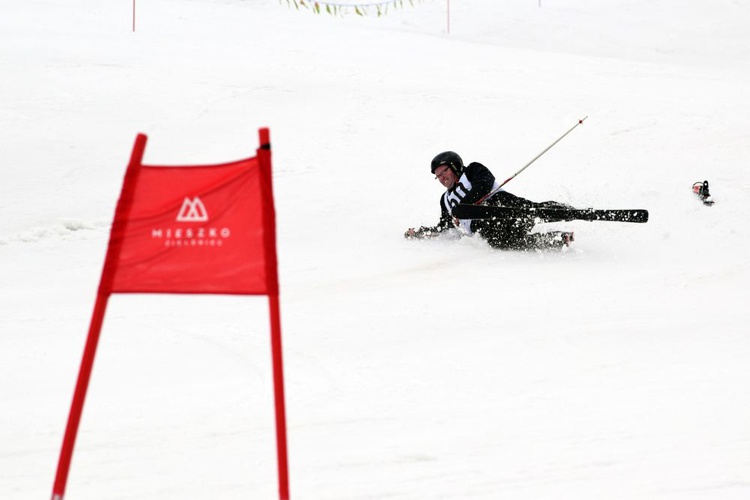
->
[447, 0, 450, 35]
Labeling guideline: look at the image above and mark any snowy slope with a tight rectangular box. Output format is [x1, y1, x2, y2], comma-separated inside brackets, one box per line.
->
[2, 0, 750, 499]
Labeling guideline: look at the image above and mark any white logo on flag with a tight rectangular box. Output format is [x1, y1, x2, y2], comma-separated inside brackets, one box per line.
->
[176, 197, 209, 222]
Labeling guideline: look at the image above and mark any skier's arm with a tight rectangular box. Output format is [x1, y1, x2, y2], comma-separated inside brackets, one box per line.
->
[405, 203, 454, 239]
[459, 162, 495, 205]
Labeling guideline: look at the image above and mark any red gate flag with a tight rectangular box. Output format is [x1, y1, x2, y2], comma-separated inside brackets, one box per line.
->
[104, 133, 277, 295]
[52, 129, 290, 500]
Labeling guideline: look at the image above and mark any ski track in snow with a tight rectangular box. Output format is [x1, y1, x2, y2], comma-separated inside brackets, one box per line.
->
[0, 220, 110, 245]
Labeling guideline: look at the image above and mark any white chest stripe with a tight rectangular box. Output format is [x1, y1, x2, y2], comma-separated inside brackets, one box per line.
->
[443, 174, 472, 210]
[442, 174, 475, 234]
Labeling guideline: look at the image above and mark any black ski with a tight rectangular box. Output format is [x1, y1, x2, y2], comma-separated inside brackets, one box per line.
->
[452, 204, 649, 223]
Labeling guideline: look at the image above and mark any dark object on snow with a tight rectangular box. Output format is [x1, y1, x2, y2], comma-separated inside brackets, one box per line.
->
[452, 204, 650, 224]
[692, 180, 714, 206]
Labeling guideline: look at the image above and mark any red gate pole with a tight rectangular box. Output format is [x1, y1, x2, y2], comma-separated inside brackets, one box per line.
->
[447, 0, 450, 34]
[257, 128, 290, 500]
[51, 134, 147, 500]
[269, 293, 290, 500]
[51, 292, 111, 500]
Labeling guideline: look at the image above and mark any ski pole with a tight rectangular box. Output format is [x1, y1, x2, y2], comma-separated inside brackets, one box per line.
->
[479, 116, 588, 203]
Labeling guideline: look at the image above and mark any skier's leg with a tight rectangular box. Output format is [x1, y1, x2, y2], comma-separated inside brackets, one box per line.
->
[534, 200, 575, 210]
[487, 190, 536, 208]
[489, 191, 574, 211]
[473, 217, 535, 250]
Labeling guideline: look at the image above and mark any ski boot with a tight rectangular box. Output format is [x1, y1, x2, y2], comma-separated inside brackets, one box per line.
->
[527, 231, 574, 250]
[692, 180, 714, 206]
[561, 231, 574, 247]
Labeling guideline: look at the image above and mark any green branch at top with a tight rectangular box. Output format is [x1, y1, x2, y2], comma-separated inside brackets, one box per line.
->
[282, 0, 423, 17]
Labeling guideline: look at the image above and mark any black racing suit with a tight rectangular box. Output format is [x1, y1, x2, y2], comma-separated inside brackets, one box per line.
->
[412, 162, 569, 249]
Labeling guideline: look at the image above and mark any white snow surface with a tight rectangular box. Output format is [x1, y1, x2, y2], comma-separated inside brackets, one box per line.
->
[2, 0, 750, 498]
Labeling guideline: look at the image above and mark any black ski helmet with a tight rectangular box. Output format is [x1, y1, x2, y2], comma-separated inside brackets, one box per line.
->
[431, 151, 464, 177]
